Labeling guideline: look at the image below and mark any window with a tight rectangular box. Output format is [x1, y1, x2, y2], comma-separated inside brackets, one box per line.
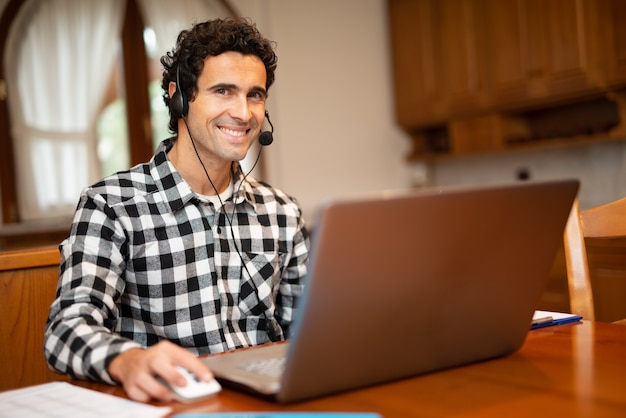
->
[0, 0, 233, 224]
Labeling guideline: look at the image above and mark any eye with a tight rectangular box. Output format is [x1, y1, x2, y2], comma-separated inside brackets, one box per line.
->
[249, 90, 267, 102]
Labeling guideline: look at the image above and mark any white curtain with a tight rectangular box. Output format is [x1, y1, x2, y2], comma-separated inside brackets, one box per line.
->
[5, 0, 126, 220]
[137, 0, 229, 60]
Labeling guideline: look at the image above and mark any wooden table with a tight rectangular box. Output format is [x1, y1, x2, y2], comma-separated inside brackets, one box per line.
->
[75, 321, 626, 417]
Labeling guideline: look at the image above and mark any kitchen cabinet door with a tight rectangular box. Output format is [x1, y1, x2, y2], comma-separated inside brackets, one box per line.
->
[484, 0, 605, 108]
[389, 0, 489, 129]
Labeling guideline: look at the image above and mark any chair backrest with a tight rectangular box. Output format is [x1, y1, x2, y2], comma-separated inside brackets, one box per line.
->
[564, 197, 626, 321]
[0, 246, 68, 391]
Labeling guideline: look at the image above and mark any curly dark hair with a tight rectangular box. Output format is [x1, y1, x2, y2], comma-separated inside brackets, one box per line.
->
[160, 18, 278, 134]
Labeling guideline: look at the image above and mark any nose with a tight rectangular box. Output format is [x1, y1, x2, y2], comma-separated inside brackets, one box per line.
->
[229, 94, 252, 122]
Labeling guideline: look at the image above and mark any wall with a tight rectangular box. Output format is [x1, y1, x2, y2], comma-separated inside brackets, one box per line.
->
[430, 140, 626, 210]
[234, 0, 413, 222]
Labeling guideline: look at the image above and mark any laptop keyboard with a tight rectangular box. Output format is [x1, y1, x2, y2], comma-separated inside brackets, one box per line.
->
[239, 357, 286, 378]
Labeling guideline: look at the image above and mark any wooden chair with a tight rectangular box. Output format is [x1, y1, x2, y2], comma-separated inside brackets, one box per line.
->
[0, 246, 69, 391]
[564, 197, 626, 324]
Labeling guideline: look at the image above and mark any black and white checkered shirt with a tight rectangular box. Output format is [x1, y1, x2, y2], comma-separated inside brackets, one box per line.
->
[44, 140, 309, 384]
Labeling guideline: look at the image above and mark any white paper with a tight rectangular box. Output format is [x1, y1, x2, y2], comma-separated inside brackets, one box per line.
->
[533, 310, 580, 321]
[0, 382, 170, 418]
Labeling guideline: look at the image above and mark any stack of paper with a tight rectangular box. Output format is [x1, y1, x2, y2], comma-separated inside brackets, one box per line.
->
[0, 382, 170, 417]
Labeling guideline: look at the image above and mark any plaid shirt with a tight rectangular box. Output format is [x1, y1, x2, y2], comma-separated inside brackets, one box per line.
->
[44, 140, 309, 384]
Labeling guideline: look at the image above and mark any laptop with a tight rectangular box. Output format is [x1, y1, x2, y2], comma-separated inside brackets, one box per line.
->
[202, 179, 579, 403]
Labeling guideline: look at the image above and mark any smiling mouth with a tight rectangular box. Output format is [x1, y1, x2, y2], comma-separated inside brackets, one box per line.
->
[219, 127, 249, 137]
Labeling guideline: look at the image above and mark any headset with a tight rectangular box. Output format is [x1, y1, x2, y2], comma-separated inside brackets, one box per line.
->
[170, 65, 188, 118]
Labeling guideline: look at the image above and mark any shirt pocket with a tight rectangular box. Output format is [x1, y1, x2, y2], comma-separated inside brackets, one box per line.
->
[237, 250, 287, 315]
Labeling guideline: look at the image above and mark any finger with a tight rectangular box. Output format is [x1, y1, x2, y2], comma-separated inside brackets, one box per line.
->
[124, 384, 151, 403]
[177, 358, 214, 383]
[152, 362, 187, 388]
[153, 342, 214, 384]
[122, 373, 158, 403]
[133, 370, 174, 402]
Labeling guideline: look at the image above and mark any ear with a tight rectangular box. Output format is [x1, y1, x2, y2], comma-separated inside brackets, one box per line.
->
[168, 81, 178, 99]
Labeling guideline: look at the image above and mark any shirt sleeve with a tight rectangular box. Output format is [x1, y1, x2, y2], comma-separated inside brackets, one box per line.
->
[44, 190, 141, 384]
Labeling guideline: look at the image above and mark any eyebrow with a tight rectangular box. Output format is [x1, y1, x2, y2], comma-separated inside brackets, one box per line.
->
[210, 83, 267, 97]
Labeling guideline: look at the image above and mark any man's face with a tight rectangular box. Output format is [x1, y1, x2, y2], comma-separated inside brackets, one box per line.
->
[186, 51, 267, 164]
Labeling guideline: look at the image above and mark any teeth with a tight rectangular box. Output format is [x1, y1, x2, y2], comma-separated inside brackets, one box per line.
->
[220, 127, 246, 137]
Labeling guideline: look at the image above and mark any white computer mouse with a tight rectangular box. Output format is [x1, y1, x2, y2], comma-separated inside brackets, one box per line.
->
[161, 366, 222, 403]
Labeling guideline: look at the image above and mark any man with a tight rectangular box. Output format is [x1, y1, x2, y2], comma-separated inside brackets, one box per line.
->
[44, 18, 309, 403]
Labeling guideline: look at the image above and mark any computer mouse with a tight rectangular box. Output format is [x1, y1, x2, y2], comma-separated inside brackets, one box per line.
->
[160, 366, 222, 403]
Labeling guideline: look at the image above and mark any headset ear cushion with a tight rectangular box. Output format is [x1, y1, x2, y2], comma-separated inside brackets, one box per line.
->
[171, 89, 188, 118]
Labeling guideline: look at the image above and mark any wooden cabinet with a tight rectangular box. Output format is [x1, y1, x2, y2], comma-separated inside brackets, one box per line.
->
[484, 0, 615, 107]
[389, 0, 489, 128]
[388, 0, 626, 158]
[601, 0, 626, 86]
[486, 0, 592, 105]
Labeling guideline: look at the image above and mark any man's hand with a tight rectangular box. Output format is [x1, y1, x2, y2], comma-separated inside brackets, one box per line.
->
[108, 340, 214, 402]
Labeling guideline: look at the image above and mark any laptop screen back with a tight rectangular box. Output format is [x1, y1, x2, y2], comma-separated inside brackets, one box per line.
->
[277, 179, 578, 402]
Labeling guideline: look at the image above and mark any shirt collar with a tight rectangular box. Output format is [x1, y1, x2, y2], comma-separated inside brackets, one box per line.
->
[149, 139, 255, 213]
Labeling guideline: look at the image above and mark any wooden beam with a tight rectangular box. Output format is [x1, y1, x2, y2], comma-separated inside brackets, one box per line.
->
[121, 0, 154, 166]
[0, 0, 25, 223]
